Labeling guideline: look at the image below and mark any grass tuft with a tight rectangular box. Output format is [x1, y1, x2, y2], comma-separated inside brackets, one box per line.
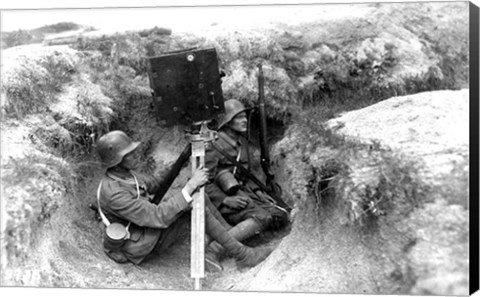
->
[2, 152, 76, 264]
[286, 113, 430, 226]
[1, 50, 77, 118]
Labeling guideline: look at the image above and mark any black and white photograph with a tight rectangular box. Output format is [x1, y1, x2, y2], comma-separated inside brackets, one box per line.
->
[0, 0, 478, 296]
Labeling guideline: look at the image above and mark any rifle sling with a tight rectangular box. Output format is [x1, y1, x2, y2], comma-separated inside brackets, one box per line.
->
[210, 142, 292, 212]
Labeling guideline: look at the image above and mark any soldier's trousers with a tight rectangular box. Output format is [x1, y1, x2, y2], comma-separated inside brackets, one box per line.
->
[153, 194, 232, 254]
[220, 186, 289, 230]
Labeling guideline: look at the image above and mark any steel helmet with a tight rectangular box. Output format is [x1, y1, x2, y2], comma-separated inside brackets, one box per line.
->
[218, 99, 247, 129]
[96, 130, 140, 168]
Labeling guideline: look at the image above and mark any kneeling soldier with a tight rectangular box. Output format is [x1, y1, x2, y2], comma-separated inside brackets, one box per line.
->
[95, 130, 272, 271]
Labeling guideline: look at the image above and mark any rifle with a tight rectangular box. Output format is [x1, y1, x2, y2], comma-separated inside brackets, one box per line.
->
[257, 64, 283, 200]
[152, 143, 192, 204]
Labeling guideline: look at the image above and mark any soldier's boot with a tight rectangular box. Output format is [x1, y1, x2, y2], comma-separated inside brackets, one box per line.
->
[203, 196, 234, 272]
[205, 194, 232, 230]
[235, 245, 273, 269]
[205, 207, 272, 269]
[203, 234, 223, 272]
[228, 218, 263, 242]
[205, 249, 223, 272]
[208, 218, 263, 258]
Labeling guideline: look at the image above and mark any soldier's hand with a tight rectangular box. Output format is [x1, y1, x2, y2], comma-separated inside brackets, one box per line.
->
[188, 166, 209, 190]
[255, 190, 276, 204]
[223, 196, 251, 210]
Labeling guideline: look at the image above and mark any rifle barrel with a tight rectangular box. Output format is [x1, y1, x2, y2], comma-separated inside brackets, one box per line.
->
[152, 143, 192, 205]
[257, 64, 271, 178]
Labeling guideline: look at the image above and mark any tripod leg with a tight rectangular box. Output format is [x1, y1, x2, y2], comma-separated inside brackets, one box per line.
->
[191, 141, 206, 290]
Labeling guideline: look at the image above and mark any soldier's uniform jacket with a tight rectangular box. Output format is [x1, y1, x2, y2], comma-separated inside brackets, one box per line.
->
[205, 130, 259, 207]
[98, 167, 190, 264]
[204, 130, 291, 230]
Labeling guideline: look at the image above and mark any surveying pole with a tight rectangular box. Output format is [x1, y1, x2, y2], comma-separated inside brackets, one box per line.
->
[186, 122, 216, 290]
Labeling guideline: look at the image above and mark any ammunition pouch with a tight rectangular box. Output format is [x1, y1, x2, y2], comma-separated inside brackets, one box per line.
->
[215, 170, 240, 195]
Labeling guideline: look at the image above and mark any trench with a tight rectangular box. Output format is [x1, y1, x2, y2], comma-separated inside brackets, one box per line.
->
[0, 62, 427, 294]
[1, 106, 417, 293]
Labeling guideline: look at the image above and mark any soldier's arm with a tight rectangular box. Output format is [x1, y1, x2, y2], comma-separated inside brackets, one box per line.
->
[207, 140, 250, 204]
[203, 143, 228, 207]
[141, 163, 175, 195]
[205, 182, 228, 208]
[205, 142, 221, 180]
[107, 185, 190, 229]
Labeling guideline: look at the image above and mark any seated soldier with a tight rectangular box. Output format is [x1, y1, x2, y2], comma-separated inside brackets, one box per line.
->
[205, 99, 289, 244]
[95, 130, 272, 271]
